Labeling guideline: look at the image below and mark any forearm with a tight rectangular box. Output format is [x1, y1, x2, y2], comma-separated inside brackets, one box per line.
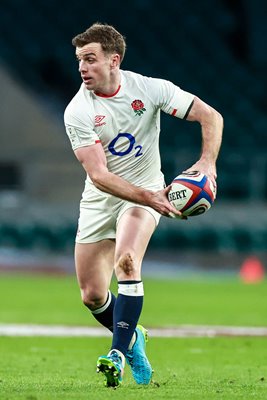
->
[186, 96, 223, 169]
[75, 144, 181, 217]
[199, 106, 223, 164]
[89, 168, 182, 217]
[89, 166, 152, 206]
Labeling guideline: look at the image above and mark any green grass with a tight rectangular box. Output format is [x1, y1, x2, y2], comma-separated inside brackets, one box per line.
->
[0, 273, 267, 399]
[0, 336, 266, 399]
[0, 274, 266, 326]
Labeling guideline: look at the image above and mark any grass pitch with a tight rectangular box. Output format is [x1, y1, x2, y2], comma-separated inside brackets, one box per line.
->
[0, 274, 266, 327]
[0, 336, 266, 399]
[0, 273, 266, 399]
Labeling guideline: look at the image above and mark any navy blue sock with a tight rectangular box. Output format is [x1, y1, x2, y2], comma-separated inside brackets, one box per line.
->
[111, 280, 144, 355]
[90, 291, 116, 332]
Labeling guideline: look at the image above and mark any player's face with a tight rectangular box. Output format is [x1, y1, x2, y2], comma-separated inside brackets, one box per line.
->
[76, 43, 119, 93]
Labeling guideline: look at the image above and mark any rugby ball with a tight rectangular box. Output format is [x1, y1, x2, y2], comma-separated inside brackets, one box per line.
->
[168, 171, 216, 217]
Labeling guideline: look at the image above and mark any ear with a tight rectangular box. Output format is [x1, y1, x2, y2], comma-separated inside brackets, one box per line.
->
[110, 54, 120, 69]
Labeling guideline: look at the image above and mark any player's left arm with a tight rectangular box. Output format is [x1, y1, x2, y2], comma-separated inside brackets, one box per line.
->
[185, 96, 223, 187]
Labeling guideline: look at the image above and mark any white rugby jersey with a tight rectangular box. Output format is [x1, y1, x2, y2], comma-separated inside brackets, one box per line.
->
[64, 70, 194, 192]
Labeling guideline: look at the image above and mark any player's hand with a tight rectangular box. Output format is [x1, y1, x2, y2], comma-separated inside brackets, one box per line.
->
[149, 186, 186, 219]
[184, 161, 217, 195]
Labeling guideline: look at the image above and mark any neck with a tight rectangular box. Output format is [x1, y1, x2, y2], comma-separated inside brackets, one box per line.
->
[95, 70, 121, 97]
[94, 84, 121, 98]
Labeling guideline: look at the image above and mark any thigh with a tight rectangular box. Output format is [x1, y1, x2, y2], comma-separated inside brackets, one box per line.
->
[114, 207, 157, 280]
[75, 239, 115, 296]
[76, 189, 117, 243]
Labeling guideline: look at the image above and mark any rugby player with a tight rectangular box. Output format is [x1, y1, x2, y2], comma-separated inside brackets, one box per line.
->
[64, 22, 223, 387]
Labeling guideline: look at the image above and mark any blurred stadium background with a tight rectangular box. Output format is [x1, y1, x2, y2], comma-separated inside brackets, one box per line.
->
[0, 0, 266, 275]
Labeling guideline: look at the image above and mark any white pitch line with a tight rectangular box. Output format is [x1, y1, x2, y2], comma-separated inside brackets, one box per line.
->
[0, 324, 267, 337]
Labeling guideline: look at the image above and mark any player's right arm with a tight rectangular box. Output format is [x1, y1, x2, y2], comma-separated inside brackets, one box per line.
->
[74, 143, 181, 218]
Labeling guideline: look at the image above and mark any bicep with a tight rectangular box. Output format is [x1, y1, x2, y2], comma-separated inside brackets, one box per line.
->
[74, 143, 107, 177]
[186, 96, 216, 123]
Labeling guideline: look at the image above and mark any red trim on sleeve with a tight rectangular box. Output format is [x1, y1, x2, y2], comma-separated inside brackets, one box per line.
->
[171, 108, 177, 116]
[95, 140, 101, 143]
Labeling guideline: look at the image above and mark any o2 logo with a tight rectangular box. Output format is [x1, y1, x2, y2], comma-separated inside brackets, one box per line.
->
[108, 133, 143, 157]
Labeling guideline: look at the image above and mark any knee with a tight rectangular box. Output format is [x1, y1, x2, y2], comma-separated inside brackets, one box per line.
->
[115, 252, 138, 279]
[80, 288, 106, 311]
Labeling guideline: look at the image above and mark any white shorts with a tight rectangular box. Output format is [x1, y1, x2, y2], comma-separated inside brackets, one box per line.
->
[76, 184, 162, 243]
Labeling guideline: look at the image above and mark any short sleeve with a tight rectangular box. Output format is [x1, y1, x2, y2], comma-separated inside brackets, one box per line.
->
[145, 77, 195, 119]
[64, 104, 99, 151]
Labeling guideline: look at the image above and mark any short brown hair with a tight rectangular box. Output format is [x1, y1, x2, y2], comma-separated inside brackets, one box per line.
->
[72, 22, 126, 63]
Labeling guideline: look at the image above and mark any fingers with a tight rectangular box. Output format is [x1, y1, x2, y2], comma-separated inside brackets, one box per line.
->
[153, 186, 187, 219]
[168, 212, 187, 220]
[163, 185, 186, 218]
[164, 184, 172, 194]
[167, 202, 185, 218]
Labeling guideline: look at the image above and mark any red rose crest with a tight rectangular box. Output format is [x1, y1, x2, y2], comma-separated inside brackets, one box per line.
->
[131, 99, 146, 116]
